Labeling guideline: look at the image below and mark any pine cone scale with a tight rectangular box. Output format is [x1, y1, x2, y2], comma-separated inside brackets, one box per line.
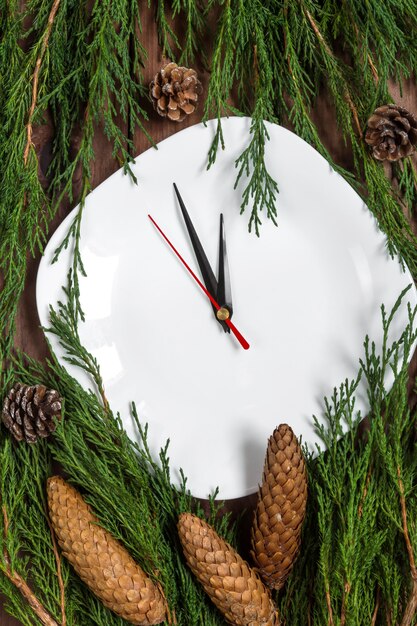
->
[178, 513, 279, 625]
[48, 476, 167, 626]
[251, 424, 307, 591]
[365, 104, 417, 161]
[150, 62, 202, 122]
[2, 383, 62, 443]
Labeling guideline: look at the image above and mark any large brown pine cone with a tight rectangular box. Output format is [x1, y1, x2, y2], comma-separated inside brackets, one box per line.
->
[2, 383, 62, 443]
[47, 476, 167, 626]
[178, 512, 280, 626]
[365, 104, 417, 161]
[150, 62, 203, 122]
[251, 424, 307, 590]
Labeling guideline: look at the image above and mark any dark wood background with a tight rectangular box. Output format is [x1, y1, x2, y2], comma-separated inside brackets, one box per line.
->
[2, 4, 417, 624]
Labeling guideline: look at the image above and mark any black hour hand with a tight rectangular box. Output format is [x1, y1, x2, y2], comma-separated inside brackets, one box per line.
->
[217, 213, 233, 326]
[173, 183, 229, 332]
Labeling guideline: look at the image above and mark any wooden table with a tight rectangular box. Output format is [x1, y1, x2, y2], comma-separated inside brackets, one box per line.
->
[2, 6, 417, 623]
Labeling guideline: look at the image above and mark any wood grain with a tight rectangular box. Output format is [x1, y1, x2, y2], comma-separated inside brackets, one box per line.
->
[2, 4, 417, 624]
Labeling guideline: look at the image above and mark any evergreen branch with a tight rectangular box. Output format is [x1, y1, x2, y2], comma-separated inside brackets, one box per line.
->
[392, 159, 417, 217]
[398, 464, 417, 626]
[0, 0, 54, 367]
[4, 3, 417, 624]
[340, 580, 351, 626]
[281, 2, 348, 180]
[371, 588, 380, 626]
[357, 465, 372, 518]
[1, 506, 60, 626]
[47, 282, 110, 413]
[1, 261, 238, 624]
[288, 0, 417, 277]
[234, 114, 278, 234]
[0, 435, 71, 626]
[351, 22, 379, 85]
[23, 0, 61, 166]
[53, 188, 88, 325]
[202, 0, 235, 128]
[204, 0, 280, 232]
[46, 518, 66, 626]
[172, 0, 205, 66]
[155, 0, 180, 61]
[303, 5, 362, 137]
[325, 584, 335, 626]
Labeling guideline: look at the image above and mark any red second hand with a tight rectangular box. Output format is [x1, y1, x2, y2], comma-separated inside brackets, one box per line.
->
[148, 214, 250, 350]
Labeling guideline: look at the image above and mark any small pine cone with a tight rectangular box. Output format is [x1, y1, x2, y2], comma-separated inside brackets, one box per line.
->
[178, 512, 279, 626]
[365, 104, 417, 161]
[150, 62, 203, 122]
[2, 383, 62, 444]
[251, 424, 307, 591]
[47, 476, 167, 626]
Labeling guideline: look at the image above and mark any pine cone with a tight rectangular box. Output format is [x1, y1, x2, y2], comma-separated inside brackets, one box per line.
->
[178, 512, 280, 626]
[2, 383, 62, 443]
[365, 104, 417, 161]
[47, 476, 167, 626]
[251, 424, 307, 591]
[150, 62, 203, 122]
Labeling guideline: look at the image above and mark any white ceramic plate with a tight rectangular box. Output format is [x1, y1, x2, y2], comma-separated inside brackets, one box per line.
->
[37, 117, 416, 499]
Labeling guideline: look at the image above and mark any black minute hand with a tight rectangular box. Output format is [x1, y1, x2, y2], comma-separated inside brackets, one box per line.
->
[173, 183, 229, 332]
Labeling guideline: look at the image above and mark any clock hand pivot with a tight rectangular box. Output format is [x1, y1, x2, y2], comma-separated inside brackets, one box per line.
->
[216, 307, 230, 321]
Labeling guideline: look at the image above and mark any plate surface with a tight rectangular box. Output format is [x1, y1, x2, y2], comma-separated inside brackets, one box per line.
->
[37, 117, 416, 499]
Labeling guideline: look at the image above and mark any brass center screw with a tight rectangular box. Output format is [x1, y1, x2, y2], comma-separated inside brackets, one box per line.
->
[216, 307, 230, 321]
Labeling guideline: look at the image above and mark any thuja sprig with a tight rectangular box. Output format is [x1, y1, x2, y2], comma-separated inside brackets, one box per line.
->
[233, 13, 280, 234]
[46, 271, 109, 412]
[0, 0, 61, 367]
[5, 278, 417, 625]
[3, 280, 236, 625]
[234, 113, 279, 235]
[203, 0, 236, 149]
[199, 0, 417, 261]
[391, 159, 417, 217]
[155, 0, 181, 61]
[0, 437, 69, 626]
[203, 0, 281, 233]
[46, 0, 153, 197]
[81, 0, 152, 167]
[52, 178, 89, 326]
[45, 0, 156, 324]
[0, 0, 155, 378]
[4, 1, 417, 624]
[48, 0, 156, 318]
[155, 0, 207, 71]
[285, 0, 417, 276]
[278, 289, 417, 626]
[173, 0, 205, 66]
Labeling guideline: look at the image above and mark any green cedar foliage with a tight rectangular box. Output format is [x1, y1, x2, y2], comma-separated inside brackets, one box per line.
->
[2, 1, 417, 625]
[2, 0, 417, 359]
[1, 278, 236, 625]
[1, 278, 417, 625]
[274, 289, 417, 625]
[0, 0, 151, 365]
[280, 288, 417, 625]
[159, 0, 417, 250]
